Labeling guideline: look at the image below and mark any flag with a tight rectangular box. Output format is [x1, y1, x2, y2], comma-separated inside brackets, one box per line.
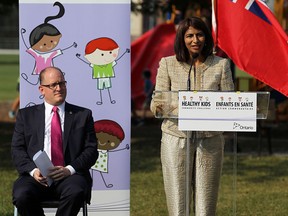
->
[212, 0, 288, 96]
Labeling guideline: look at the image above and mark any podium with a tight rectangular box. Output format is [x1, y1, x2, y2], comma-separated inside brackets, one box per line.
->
[152, 90, 270, 216]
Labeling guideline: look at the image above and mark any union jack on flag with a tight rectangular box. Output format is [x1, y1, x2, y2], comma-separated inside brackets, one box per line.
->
[212, 0, 288, 96]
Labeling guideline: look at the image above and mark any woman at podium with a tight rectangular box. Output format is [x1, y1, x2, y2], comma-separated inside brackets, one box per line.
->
[150, 17, 234, 216]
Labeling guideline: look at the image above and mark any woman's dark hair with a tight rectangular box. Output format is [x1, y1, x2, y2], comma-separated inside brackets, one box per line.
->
[174, 17, 214, 63]
[29, 2, 65, 47]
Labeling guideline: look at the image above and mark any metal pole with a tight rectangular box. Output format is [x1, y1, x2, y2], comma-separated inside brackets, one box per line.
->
[185, 131, 191, 216]
[233, 132, 237, 215]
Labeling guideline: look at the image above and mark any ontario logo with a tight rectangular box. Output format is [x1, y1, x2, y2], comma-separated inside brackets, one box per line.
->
[233, 122, 254, 130]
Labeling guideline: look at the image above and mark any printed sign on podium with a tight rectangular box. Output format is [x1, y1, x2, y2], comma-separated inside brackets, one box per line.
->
[178, 91, 257, 132]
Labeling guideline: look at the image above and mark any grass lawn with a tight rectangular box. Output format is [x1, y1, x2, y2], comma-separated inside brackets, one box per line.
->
[130, 124, 288, 216]
[0, 55, 19, 102]
[0, 122, 18, 216]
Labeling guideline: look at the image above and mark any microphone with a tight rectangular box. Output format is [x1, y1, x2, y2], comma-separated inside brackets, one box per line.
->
[187, 53, 199, 91]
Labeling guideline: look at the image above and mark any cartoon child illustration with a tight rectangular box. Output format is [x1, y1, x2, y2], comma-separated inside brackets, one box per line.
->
[92, 119, 129, 188]
[21, 1, 77, 85]
[76, 37, 130, 105]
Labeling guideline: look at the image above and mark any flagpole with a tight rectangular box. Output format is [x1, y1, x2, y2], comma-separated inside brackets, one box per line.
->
[233, 132, 237, 216]
[211, 0, 219, 48]
[185, 131, 191, 216]
[212, 1, 238, 215]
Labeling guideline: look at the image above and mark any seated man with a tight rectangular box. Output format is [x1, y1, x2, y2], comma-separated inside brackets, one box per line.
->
[11, 66, 98, 216]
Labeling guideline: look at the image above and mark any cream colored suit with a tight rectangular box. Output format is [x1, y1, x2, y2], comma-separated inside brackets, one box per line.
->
[151, 55, 234, 216]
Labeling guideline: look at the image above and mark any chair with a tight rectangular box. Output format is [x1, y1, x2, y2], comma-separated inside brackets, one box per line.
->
[14, 200, 88, 216]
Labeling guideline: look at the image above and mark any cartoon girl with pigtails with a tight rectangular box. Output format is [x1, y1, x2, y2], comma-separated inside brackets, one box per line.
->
[91, 119, 129, 188]
[21, 1, 77, 85]
[76, 37, 130, 105]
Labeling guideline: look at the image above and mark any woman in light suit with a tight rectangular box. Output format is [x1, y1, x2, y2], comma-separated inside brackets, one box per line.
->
[150, 17, 234, 216]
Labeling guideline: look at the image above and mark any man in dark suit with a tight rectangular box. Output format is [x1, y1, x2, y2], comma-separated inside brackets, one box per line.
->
[11, 66, 98, 216]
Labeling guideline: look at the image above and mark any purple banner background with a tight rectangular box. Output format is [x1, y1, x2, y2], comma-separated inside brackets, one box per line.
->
[19, 2, 131, 191]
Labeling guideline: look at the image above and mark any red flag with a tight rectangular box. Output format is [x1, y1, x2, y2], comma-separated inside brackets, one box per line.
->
[212, 0, 288, 96]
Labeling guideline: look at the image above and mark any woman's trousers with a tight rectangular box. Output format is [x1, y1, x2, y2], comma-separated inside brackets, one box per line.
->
[161, 132, 224, 216]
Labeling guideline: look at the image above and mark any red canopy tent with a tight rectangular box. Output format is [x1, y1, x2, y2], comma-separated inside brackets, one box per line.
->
[131, 22, 176, 109]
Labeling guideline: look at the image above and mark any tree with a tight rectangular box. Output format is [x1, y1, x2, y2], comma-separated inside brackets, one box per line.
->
[0, 0, 18, 14]
[131, 0, 212, 21]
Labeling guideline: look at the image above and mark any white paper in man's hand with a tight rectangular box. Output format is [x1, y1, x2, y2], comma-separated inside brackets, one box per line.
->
[33, 150, 54, 186]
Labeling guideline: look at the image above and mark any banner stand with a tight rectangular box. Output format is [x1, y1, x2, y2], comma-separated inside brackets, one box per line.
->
[153, 90, 270, 216]
[19, 1, 131, 215]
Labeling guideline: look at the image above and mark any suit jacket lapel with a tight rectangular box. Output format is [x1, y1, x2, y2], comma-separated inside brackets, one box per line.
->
[64, 102, 74, 152]
[36, 104, 45, 150]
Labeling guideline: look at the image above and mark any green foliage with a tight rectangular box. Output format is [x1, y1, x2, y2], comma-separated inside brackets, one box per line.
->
[131, 0, 211, 16]
[0, 0, 18, 15]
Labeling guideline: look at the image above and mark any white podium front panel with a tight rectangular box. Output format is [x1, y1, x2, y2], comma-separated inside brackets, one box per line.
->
[178, 91, 257, 132]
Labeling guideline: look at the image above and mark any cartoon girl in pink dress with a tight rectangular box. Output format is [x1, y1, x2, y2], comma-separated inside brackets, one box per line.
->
[91, 119, 129, 188]
[76, 37, 129, 105]
[21, 2, 77, 85]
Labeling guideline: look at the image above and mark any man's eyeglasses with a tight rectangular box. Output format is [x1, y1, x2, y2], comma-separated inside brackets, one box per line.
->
[41, 81, 67, 90]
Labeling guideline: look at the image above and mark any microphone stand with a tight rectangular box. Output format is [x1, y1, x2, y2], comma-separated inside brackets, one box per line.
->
[185, 53, 198, 216]
[187, 53, 199, 91]
[187, 63, 193, 91]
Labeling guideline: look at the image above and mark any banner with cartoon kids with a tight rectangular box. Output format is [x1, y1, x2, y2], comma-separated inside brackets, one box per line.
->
[19, 0, 130, 215]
